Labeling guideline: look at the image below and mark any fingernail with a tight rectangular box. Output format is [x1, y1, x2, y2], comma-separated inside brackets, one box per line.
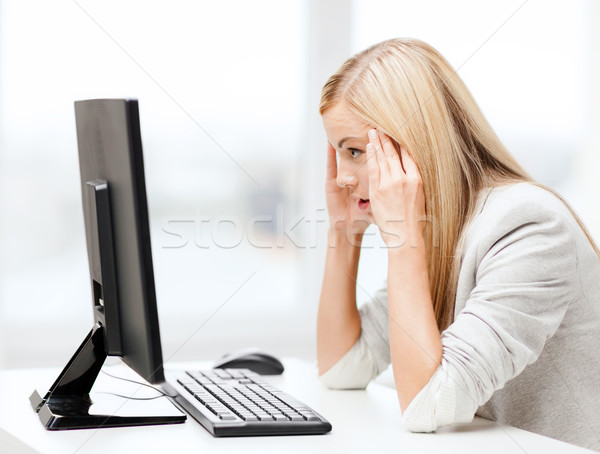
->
[368, 129, 377, 140]
[366, 143, 373, 153]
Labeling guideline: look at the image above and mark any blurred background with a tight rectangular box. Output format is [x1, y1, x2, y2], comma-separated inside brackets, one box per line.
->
[0, 0, 599, 370]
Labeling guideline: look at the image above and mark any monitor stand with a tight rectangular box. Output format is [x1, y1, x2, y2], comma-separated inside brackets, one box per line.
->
[29, 323, 185, 430]
[29, 180, 185, 430]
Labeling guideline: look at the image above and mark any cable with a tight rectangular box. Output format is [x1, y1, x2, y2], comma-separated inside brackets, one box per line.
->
[100, 369, 178, 398]
[96, 391, 172, 401]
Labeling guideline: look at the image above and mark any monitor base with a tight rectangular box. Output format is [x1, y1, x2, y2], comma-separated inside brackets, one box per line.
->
[30, 323, 185, 430]
[29, 390, 185, 430]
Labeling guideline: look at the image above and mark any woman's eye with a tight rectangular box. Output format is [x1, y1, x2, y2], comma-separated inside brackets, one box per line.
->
[349, 148, 362, 159]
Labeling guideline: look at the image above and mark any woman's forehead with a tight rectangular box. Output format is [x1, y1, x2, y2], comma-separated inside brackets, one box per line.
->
[322, 103, 371, 141]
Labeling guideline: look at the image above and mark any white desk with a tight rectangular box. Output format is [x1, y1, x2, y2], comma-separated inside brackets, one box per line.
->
[0, 358, 593, 454]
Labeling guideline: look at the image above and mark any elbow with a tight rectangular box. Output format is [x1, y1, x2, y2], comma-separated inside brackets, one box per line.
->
[317, 335, 378, 390]
[397, 364, 458, 433]
[318, 369, 370, 390]
[317, 356, 373, 390]
[401, 405, 475, 433]
[395, 362, 441, 413]
[397, 393, 436, 433]
[401, 412, 438, 433]
[397, 385, 422, 414]
[398, 389, 442, 433]
[398, 380, 439, 432]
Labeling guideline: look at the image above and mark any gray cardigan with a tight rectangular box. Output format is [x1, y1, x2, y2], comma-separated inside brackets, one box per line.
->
[319, 183, 600, 451]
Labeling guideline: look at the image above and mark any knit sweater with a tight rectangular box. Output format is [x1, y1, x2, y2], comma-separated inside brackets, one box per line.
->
[319, 183, 600, 451]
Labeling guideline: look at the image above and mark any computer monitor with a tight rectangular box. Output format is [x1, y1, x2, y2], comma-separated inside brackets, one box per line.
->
[29, 99, 186, 429]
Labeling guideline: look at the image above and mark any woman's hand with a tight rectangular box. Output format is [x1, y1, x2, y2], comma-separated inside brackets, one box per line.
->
[366, 129, 427, 249]
[325, 143, 371, 237]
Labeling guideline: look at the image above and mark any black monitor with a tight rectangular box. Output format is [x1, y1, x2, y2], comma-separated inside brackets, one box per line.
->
[29, 99, 186, 429]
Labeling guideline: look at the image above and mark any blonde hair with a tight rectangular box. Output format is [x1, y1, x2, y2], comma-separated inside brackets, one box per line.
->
[320, 38, 599, 331]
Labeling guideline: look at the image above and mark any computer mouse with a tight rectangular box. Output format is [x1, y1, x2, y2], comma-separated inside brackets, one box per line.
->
[213, 347, 285, 375]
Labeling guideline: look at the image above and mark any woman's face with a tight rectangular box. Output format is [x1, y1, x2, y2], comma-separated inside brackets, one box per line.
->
[322, 102, 373, 216]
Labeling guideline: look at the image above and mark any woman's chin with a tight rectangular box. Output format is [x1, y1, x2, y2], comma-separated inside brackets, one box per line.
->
[348, 213, 372, 233]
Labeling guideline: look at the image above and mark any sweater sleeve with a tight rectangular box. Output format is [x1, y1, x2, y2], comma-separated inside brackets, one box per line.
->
[319, 285, 391, 389]
[401, 198, 578, 432]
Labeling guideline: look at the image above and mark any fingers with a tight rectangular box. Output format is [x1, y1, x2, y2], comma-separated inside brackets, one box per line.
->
[368, 129, 390, 178]
[368, 128, 405, 179]
[400, 146, 420, 180]
[366, 141, 380, 194]
[326, 143, 337, 180]
[378, 130, 404, 176]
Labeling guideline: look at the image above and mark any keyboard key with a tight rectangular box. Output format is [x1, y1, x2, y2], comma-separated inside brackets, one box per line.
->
[187, 371, 211, 383]
[272, 401, 291, 411]
[262, 405, 279, 414]
[300, 412, 320, 421]
[227, 369, 246, 379]
[272, 393, 309, 410]
[214, 369, 232, 379]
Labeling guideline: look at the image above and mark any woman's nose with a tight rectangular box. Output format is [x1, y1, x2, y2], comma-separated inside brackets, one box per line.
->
[336, 164, 358, 189]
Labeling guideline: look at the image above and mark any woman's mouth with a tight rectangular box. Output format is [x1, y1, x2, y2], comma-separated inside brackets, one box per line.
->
[358, 198, 370, 210]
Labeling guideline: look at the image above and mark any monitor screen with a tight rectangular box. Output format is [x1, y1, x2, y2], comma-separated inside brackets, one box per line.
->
[74, 98, 164, 384]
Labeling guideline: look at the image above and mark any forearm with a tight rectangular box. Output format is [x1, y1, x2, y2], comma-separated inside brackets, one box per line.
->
[387, 243, 442, 411]
[317, 229, 363, 374]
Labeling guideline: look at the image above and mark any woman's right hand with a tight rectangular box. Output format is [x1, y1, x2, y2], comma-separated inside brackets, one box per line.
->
[325, 144, 371, 237]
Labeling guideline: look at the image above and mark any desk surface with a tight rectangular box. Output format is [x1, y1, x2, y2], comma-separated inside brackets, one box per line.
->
[0, 358, 593, 454]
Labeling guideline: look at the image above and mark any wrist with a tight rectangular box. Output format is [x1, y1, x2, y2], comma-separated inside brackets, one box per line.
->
[387, 238, 427, 266]
[327, 228, 364, 250]
[325, 229, 362, 278]
[382, 223, 426, 250]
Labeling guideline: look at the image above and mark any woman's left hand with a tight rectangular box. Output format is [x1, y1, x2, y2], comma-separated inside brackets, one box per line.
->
[366, 129, 427, 250]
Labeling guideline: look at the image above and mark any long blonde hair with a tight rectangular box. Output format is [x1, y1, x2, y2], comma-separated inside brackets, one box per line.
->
[320, 38, 599, 331]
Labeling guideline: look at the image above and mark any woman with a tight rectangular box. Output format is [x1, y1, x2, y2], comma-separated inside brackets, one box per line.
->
[316, 38, 600, 451]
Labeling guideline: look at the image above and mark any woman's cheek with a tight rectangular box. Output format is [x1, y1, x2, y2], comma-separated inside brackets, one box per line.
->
[358, 163, 370, 192]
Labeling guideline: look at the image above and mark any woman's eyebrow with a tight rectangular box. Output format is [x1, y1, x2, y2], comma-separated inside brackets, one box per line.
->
[338, 136, 362, 148]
